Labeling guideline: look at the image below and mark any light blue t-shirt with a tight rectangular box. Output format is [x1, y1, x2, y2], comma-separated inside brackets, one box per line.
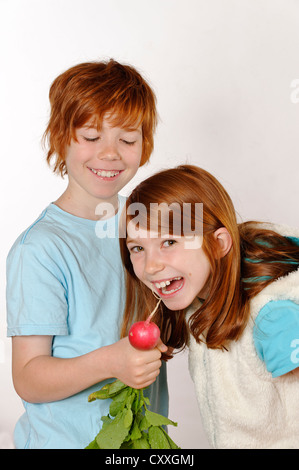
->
[6, 200, 168, 449]
[254, 299, 299, 378]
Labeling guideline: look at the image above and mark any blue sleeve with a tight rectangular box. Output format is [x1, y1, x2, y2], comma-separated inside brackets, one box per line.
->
[6, 235, 69, 337]
[253, 300, 299, 377]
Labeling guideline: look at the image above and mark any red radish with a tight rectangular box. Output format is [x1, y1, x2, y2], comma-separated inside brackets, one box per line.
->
[128, 298, 161, 350]
[129, 320, 160, 350]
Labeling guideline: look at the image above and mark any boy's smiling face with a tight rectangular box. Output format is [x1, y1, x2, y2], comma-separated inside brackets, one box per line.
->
[62, 115, 143, 218]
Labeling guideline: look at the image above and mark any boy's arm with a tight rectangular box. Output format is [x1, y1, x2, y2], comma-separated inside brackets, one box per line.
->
[12, 335, 167, 404]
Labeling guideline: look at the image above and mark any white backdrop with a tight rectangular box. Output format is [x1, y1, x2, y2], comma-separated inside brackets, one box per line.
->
[1, 0, 299, 449]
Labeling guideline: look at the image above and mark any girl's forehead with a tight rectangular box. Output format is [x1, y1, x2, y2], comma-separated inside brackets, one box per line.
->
[125, 202, 203, 239]
[126, 223, 158, 242]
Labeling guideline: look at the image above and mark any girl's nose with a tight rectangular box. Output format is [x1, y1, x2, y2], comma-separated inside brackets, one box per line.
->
[144, 254, 164, 275]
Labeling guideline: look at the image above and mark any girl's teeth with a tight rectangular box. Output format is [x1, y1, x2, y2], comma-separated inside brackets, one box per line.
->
[161, 284, 182, 295]
[156, 280, 171, 288]
[154, 277, 183, 294]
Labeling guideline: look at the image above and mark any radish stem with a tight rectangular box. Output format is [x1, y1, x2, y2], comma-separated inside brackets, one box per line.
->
[145, 298, 162, 324]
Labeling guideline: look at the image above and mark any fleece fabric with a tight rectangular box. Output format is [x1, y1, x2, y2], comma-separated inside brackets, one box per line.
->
[187, 223, 299, 449]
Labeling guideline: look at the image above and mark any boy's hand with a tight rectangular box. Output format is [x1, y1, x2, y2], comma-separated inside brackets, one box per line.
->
[107, 337, 168, 389]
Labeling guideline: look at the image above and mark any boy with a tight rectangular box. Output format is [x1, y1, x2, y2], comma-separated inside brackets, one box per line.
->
[6, 59, 168, 449]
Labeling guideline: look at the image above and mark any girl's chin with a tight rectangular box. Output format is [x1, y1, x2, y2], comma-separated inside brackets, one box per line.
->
[161, 297, 192, 311]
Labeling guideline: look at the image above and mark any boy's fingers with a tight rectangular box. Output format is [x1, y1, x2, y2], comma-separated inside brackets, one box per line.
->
[156, 339, 168, 353]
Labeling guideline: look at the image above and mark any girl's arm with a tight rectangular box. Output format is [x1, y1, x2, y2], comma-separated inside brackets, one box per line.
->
[12, 335, 168, 404]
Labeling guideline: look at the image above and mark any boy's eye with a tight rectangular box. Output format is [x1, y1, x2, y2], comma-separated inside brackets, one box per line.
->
[84, 136, 99, 142]
[121, 139, 136, 146]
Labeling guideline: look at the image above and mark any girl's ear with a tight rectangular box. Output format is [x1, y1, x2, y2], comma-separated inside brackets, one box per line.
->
[213, 227, 232, 258]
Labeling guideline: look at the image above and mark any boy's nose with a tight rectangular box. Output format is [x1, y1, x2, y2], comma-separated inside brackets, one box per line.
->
[97, 142, 120, 160]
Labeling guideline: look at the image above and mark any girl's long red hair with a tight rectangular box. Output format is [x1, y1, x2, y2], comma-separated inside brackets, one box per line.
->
[120, 165, 299, 350]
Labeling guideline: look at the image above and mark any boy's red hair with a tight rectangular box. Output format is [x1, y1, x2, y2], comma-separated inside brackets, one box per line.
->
[43, 59, 158, 176]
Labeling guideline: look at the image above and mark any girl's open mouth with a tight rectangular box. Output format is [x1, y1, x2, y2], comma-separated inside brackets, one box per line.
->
[152, 277, 184, 296]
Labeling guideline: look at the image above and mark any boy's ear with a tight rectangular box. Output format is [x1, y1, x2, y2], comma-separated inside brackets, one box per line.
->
[213, 227, 232, 258]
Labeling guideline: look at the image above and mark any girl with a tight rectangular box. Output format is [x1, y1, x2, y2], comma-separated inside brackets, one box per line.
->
[119, 164, 299, 449]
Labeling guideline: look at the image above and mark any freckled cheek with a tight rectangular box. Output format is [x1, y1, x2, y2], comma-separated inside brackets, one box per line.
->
[132, 151, 142, 166]
[131, 260, 143, 280]
[129, 145, 142, 161]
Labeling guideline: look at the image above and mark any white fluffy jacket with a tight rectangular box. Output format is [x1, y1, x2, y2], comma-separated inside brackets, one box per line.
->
[187, 223, 299, 449]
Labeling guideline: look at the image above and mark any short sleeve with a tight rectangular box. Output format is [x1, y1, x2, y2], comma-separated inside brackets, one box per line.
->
[253, 300, 299, 377]
[6, 237, 69, 337]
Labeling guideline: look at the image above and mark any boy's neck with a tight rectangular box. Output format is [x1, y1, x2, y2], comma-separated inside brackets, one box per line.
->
[54, 189, 119, 221]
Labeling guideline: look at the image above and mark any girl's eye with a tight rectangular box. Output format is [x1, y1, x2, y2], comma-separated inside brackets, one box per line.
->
[121, 139, 136, 146]
[163, 239, 177, 247]
[130, 246, 144, 253]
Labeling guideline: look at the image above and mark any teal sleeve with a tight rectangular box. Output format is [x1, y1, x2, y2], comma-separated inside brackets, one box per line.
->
[253, 300, 299, 377]
[6, 238, 69, 337]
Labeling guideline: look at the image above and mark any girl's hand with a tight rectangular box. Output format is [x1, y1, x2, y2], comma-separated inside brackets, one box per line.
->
[106, 337, 168, 389]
